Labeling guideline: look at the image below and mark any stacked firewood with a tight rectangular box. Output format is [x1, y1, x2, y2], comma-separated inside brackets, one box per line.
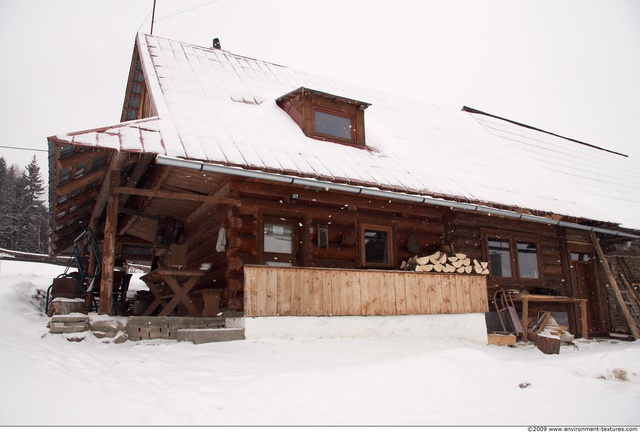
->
[400, 251, 490, 275]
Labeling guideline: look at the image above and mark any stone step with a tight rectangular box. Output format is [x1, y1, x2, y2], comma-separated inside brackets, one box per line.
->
[127, 316, 225, 340]
[49, 314, 89, 334]
[176, 327, 245, 344]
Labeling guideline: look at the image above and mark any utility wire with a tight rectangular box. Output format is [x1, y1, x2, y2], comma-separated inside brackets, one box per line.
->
[138, 0, 222, 33]
[153, 1, 221, 23]
[0, 145, 47, 153]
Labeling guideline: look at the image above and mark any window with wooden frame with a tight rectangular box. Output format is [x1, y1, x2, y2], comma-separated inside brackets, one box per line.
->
[358, 223, 395, 268]
[482, 230, 542, 282]
[314, 109, 355, 142]
[258, 213, 308, 267]
[276, 87, 370, 148]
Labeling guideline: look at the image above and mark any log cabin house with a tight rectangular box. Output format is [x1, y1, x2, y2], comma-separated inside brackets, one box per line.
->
[47, 33, 640, 342]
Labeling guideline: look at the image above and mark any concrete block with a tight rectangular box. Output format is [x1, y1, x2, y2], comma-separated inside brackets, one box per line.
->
[126, 316, 225, 340]
[176, 328, 245, 344]
[89, 318, 126, 338]
[49, 315, 89, 334]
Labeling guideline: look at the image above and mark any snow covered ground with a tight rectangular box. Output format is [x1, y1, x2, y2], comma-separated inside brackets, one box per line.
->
[1, 259, 639, 427]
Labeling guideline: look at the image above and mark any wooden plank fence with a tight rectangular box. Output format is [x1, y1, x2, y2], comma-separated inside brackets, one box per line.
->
[244, 266, 488, 317]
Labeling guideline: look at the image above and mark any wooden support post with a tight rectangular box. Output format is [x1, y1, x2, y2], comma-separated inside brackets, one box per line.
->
[98, 171, 120, 315]
[88, 250, 95, 276]
[580, 300, 589, 340]
[590, 232, 640, 339]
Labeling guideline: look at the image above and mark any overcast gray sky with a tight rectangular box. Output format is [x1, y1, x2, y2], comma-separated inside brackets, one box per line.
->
[1, 0, 639, 174]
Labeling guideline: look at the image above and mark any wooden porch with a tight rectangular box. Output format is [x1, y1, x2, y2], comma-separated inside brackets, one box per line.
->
[244, 265, 488, 317]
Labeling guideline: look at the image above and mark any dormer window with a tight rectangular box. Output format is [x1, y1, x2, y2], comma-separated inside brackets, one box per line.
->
[314, 109, 354, 142]
[277, 87, 370, 148]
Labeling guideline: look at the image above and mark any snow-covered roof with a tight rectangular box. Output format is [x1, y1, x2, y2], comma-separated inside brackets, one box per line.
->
[53, 33, 640, 231]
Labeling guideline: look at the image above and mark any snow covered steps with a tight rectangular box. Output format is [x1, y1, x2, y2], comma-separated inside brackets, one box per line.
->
[47, 316, 244, 344]
[49, 314, 89, 334]
[176, 327, 245, 344]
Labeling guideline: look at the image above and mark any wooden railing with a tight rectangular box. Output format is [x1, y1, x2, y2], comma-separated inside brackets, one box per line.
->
[244, 266, 488, 317]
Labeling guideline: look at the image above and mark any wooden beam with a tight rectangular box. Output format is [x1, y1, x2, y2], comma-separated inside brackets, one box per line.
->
[89, 151, 130, 232]
[114, 187, 240, 205]
[52, 226, 87, 255]
[53, 190, 97, 215]
[53, 211, 93, 239]
[231, 180, 442, 219]
[119, 207, 158, 221]
[118, 154, 154, 207]
[54, 166, 108, 197]
[53, 218, 94, 245]
[117, 164, 173, 236]
[184, 181, 232, 229]
[56, 148, 111, 171]
[590, 232, 640, 339]
[99, 171, 120, 315]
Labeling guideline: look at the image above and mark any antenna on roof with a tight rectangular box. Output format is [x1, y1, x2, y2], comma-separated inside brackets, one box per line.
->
[212, 38, 221, 49]
[150, 0, 157, 35]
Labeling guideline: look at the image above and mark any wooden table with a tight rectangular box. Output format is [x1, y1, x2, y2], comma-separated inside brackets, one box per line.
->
[140, 268, 205, 316]
[512, 294, 588, 342]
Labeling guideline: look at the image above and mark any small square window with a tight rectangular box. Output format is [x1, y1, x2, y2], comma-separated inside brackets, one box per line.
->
[264, 223, 293, 254]
[359, 223, 394, 268]
[314, 110, 353, 142]
[259, 215, 305, 267]
[365, 229, 389, 263]
[317, 225, 329, 249]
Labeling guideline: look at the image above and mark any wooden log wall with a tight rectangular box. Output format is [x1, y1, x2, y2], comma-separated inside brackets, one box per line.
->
[444, 210, 565, 298]
[231, 181, 446, 270]
[171, 178, 591, 317]
[244, 265, 488, 317]
[176, 180, 450, 311]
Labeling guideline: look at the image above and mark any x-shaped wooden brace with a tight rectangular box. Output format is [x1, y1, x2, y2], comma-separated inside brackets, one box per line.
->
[157, 274, 201, 317]
[141, 269, 205, 316]
[140, 278, 168, 316]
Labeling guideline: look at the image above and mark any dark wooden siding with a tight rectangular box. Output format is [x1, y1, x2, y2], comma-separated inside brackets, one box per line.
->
[173, 179, 603, 318]
[445, 211, 565, 297]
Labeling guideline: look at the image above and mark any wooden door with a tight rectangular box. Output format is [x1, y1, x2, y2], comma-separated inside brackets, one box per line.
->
[567, 244, 609, 336]
[261, 216, 303, 267]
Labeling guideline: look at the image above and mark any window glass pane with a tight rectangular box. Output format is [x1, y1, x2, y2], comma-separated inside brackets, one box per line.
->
[130, 94, 141, 108]
[488, 238, 512, 277]
[364, 229, 389, 263]
[517, 241, 540, 279]
[264, 223, 293, 254]
[315, 110, 353, 140]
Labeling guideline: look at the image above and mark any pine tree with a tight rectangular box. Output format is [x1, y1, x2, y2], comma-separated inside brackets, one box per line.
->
[21, 156, 49, 253]
[0, 158, 12, 248]
[25, 155, 46, 203]
[0, 156, 50, 253]
[0, 161, 23, 250]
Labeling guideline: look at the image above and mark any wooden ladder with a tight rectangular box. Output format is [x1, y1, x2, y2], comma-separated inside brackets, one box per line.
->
[613, 257, 640, 332]
[590, 233, 640, 339]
